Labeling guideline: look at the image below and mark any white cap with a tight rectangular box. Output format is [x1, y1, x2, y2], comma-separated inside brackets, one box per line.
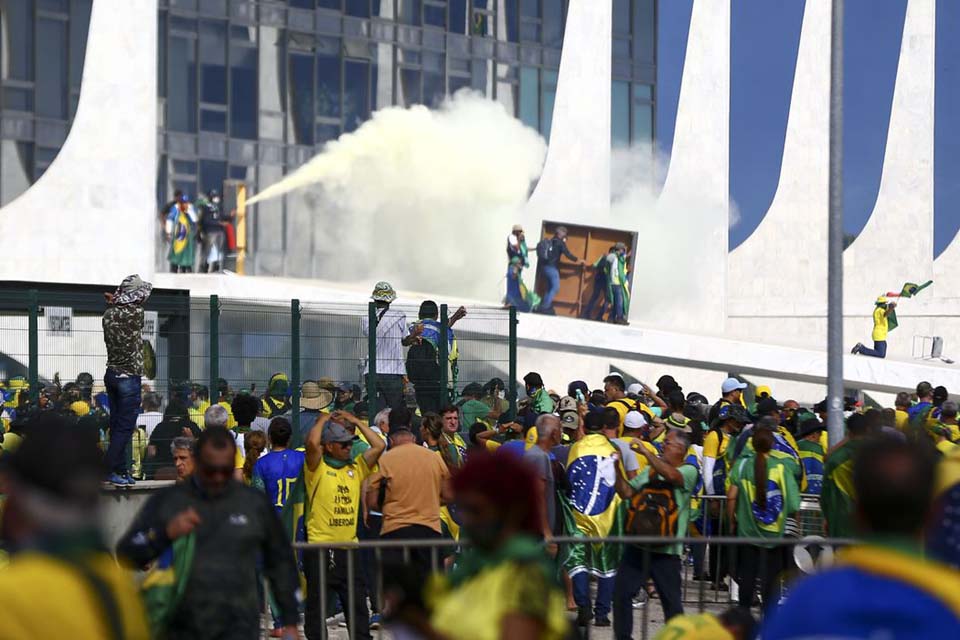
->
[623, 410, 647, 430]
[721, 377, 748, 394]
[626, 383, 643, 396]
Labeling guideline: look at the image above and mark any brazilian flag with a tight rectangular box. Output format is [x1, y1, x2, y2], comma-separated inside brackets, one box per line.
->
[141, 532, 196, 637]
[280, 467, 311, 594]
[822, 439, 862, 538]
[898, 280, 933, 298]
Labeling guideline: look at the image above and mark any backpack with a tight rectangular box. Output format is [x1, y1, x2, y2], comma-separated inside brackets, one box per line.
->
[406, 339, 440, 383]
[536, 238, 557, 263]
[625, 475, 680, 537]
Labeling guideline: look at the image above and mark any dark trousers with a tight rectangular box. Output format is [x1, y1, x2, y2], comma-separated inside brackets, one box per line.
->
[370, 374, 404, 411]
[736, 544, 784, 610]
[609, 286, 625, 323]
[103, 369, 142, 475]
[859, 339, 887, 358]
[358, 513, 383, 614]
[583, 278, 608, 320]
[381, 525, 442, 580]
[613, 548, 683, 639]
[572, 572, 614, 620]
[303, 548, 371, 640]
[705, 515, 731, 585]
[413, 381, 442, 415]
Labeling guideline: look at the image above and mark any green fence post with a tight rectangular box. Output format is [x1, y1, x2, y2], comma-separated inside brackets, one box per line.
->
[209, 295, 219, 403]
[291, 299, 301, 434]
[439, 304, 449, 407]
[367, 302, 377, 410]
[27, 289, 39, 407]
[509, 305, 518, 417]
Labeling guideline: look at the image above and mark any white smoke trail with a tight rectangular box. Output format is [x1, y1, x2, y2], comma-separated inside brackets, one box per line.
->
[247, 91, 547, 300]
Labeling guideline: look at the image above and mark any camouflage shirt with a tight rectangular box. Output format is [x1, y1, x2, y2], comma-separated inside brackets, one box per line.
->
[103, 304, 144, 376]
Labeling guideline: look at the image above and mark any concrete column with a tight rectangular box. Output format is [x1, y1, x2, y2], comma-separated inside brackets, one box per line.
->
[0, 0, 158, 284]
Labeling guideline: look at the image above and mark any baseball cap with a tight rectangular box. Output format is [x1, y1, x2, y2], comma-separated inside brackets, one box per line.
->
[337, 381, 353, 393]
[523, 372, 544, 389]
[321, 422, 356, 444]
[711, 404, 750, 427]
[755, 385, 772, 399]
[623, 410, 648, 430]
[560, 411, 579, 428]
[626, 383, 643, 397]
[512, 224, 523, 233]
[721, 377, 748, 394]
[558, 395, 578, 413]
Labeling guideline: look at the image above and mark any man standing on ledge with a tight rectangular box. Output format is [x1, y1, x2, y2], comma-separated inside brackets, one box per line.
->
[536, 226, 584, 314]
[852, 295, 896, 358]
[103, 274, 152, 486]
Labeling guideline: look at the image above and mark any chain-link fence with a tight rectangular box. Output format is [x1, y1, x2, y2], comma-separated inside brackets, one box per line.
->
[0, 286, 517, 471]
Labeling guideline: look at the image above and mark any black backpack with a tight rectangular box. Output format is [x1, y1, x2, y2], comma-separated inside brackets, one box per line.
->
[406, 340, 440, 383]
[536, 238, 557, 263]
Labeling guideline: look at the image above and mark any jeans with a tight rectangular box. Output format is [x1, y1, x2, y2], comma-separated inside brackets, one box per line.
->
[613, 548, 683, 639]
[735, 544, 784, 611]
[413, 381, 442, 415]
[104, 368, 142, 475]
[583, 278, 608, 320]
[303, 548, 371, 640]
[381, 525, 442, 581]
[610, 286, 625, 323]
[542, 265, 560, 310]
[572, 572, 615, 620]
[859, 340, 887, 358]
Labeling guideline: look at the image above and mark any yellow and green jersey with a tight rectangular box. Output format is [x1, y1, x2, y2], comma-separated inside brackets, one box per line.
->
[728, 455, 801, 544]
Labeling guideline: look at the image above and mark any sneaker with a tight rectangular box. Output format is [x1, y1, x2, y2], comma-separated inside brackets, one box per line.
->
[576, 606, 592, 627]
[123, 473, 137, 486]
[369, 614, 382, 630]
[107, 473, 131, 487]
[632, 592, 648, 609]
[851, 343, 863, 355]
[594, 616, 611, 627]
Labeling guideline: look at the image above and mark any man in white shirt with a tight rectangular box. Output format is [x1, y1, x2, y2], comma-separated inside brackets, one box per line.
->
[137, 391, 164, 439]
[361, 282, 411, 410]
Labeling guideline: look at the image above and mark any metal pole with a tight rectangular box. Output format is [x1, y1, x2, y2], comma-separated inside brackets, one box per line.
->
[209, 295, 219, 404]
[508, 306, 518, 417]
[367, 302, 378, 410]
[439, 304, 449, 407]
[291, 299, 301, 435]
[27, 289, 39, 407]
[827, 0, 845, 446]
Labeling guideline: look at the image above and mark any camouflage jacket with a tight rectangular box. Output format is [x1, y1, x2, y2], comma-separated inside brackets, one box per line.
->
[103, 304, 144, 376]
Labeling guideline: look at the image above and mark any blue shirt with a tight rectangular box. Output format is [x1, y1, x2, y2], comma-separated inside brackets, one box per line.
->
[762, 565, 960, 639]
[253, 449, 306, 513]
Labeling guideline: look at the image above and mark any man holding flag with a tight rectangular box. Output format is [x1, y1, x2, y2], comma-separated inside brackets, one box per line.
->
[851, 296, 897, 359]
[561, 411, 623, 628]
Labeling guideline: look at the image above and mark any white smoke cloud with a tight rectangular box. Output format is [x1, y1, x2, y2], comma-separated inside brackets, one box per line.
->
[248, 91, 547, 300]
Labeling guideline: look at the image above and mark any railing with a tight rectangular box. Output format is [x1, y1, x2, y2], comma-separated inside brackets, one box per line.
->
[284, 533, 852, 640]
[0, 285, 516, 476]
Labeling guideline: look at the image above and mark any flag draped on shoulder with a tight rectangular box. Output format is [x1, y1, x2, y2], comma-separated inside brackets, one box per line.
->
[822, 439, 860, 537]
[559, 433, 623, 578]
[280, 465, 310, 593]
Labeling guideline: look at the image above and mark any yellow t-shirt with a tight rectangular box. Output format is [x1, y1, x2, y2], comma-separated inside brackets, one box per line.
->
[606, 397, 637, 430]
[872, 306, 889, 342]
[304, 456, 372, 543]
[626, 437, 659, 472]
[895, 410, 910, 431]
[652, 612, 733, 640]
[702, 430, 729, 460]
[937, 439, 958, 455]
[0, 552, 149, 640]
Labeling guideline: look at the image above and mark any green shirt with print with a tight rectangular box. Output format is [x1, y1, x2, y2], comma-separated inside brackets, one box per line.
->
[728, 455, 801, 547]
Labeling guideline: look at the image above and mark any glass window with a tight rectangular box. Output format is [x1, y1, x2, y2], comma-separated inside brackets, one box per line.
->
[200, 108, 227, 133]
[449, 0, 468, 33]
[316, 52, 341, 118]
[168, 36, 198, 132]
[3, 88, 33, 111]
[613, 0, 630, 35]
[36, 19, 68, 119]
[449, 74, 471, 95]
[496, 65, 518, 117]
[633, 83, 652, 101]
[613, 37, 630, 59]
[229, 165, 250, 181]
[399, 68, 421, 107]
[0, 142, 34, 206]
[399, 0, 422, 25]
[230, 45, 258, 139]
[316, 123, 341, 145]
[288, 52, 315, 145]
[343, 59, 370, 132]
[423, 67, 444, 107]
[633, 0, 655, 63]
[345, 0, 370, 18]
[521, 0, 539, 18]
[199, 159, 227, 194]
[542, 0, 564, 49]
[294, 0, 320, 8]
[70, 0, 93, 90]
[499, 2, 519, 42]
[471, 58, 492, 96]
[611, 80, 630, 147]
[519, 67, 538, 131]
[4, 0, 33, 81]
[541, 69, 557, 140]
[631, 94, 653, 146]
[199, 21, 228, 104]
[424, 3, 446, 28]
[39, 0, 68, 11]
[158, 11, 167, 99]
[520, 21, 540, 43]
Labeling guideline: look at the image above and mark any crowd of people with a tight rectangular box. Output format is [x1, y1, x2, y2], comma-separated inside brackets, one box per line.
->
[161, 189, 236, 274]
[0, 275, 958, 639]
